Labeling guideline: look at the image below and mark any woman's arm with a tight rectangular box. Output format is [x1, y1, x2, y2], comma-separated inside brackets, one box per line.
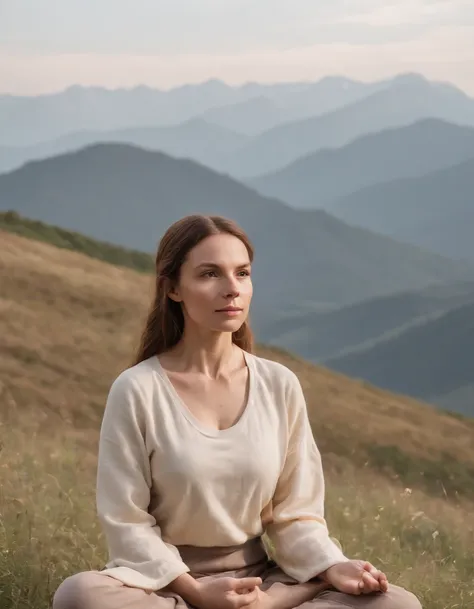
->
[96, 371, 190, 591]
[263, 371, 350, 583]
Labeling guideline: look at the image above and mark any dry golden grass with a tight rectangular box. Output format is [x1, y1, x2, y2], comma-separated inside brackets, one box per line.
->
[1, 231, 474, 608]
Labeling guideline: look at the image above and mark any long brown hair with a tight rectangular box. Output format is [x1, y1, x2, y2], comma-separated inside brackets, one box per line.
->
[132, 215, 255, 366]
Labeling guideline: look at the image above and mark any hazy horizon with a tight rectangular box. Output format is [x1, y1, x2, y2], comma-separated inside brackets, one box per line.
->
[3, 71, 472, 99]
[1, 0, 474, 96]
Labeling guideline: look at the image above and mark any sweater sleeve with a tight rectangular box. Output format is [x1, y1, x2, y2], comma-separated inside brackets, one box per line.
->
[96, 371, 190, 591]
[264, 371, 350, 583]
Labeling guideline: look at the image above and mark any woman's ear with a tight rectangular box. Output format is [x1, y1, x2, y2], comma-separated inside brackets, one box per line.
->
[167, 281, 182, 303]
[160, 276, 182, 302]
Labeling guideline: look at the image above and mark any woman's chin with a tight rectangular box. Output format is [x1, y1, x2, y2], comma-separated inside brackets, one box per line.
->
[212, 318, 246, 333]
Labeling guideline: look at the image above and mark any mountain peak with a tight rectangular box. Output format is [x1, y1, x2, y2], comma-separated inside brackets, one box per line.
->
[390, 73, 429, 87]
[316, 75, 361, 88]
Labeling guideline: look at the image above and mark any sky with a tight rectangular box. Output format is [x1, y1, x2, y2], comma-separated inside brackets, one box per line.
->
[1, 0, 474, 95]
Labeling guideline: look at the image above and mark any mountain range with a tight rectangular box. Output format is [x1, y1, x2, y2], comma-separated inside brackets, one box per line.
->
[0, 75, 388, 146]
[0, 143, 469, 331]
[324, 299, 474, 417]
[2, 74, 474, 180]
[0, 119, 247, 176]
[260, 279, 474, 360]
[328, 157, 474, 262]
[259, 281, 474, 417]
[249, 119, 474, 208]
[2, 73, 473, 418]
[223, 74, 474, 177]
[259, 279, 474, 417]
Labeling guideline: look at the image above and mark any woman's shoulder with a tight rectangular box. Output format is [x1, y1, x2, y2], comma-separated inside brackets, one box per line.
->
[107, 355, 162, 400]
[247, 351, 301, 394]
[101, 356, 167, 427]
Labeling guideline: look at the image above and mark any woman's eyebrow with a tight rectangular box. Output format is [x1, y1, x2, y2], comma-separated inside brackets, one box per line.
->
[195, 262, 250, 269]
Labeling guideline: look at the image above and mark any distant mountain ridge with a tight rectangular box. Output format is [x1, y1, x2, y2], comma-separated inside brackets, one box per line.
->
[0, 75, 386, 146]
[0, 118, 248, 176]
[248, 119, 474, 208]
[323, 299, 474, 417]
[224, 75, 474, 177]
[259, 279, 474, 416]
[259, 279, 474, 363]
[2, 73, 474, 180]
[329, 157, 474, 262]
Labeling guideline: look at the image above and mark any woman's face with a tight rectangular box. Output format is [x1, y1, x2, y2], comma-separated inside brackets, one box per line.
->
[169, 233, 253, 334]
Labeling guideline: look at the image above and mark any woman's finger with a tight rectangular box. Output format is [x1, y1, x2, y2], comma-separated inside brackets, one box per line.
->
[372, 569, 389, 592]
[233, 577, 262, 592]
[379, 574, 389, 593]
[364, 563, 388, 582]
[361, 571, 381, 594]
[364, 563, 389, 584]
[364, 562, 381, 577]
[234, 588, 259, 607]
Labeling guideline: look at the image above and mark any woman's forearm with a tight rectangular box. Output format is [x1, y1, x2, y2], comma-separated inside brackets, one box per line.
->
[165, 573, 202, 605]
[260, 580, 330, 609]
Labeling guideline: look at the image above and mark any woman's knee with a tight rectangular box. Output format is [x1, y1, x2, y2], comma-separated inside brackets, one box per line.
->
[368, 584, 422, 609]
[52, 571, 107, 609]
[316, 583, 422, 608]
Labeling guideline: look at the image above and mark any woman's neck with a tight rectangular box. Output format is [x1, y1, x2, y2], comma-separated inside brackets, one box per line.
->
[165, 328, 240, 379]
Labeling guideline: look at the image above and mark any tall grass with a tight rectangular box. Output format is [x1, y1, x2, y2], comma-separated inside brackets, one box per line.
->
[1, 421, 472, 609]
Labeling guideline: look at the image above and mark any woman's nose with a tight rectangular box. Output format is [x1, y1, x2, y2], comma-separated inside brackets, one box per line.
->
[223, 278, 240, 297]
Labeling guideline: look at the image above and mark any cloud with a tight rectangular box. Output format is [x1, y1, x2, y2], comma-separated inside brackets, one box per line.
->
[341, 0, 474, 27]
[1, 1, 473, 95]
[2, 0, 473, 54]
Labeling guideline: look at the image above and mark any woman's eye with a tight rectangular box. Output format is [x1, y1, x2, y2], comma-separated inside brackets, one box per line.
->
[201, 269, 250, 278]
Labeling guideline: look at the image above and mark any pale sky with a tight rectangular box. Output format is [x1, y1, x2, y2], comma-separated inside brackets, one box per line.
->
[1, 0, 474, 95]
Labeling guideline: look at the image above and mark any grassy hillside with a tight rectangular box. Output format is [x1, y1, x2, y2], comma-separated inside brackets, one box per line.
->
[1, 230, 473, 608]
[0, 210, 154, 272]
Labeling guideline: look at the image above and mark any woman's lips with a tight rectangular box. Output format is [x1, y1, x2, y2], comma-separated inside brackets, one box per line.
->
[215, 307, 243, 315]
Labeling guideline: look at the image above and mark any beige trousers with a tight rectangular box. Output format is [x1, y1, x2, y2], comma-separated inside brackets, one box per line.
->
[53, 538, 422, 609]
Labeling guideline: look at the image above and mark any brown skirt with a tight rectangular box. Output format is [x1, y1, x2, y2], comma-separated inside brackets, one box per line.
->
[52, 537, 422, 609]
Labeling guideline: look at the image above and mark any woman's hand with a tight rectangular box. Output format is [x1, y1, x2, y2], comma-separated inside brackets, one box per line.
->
[193, 576, 263, 609]
[321, 560, 389, 596]
[246, 580, 331, 609]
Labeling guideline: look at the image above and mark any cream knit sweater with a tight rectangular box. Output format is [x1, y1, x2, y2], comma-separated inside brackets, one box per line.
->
[96, 351, 348, 591]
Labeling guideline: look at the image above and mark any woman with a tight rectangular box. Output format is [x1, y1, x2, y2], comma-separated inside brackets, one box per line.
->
[53, 215, 422, 609]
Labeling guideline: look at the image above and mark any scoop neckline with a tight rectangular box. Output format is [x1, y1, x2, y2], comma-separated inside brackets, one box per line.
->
[152, 349, 256, 438]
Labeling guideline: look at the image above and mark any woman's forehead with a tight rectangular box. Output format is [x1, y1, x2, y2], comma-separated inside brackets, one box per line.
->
[187, 234, 250, 266]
